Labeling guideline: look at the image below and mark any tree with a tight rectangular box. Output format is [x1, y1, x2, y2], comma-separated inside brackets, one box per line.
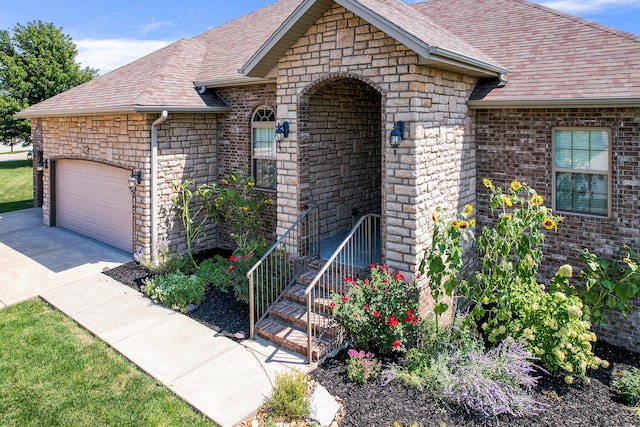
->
[0, 21, 98, 148]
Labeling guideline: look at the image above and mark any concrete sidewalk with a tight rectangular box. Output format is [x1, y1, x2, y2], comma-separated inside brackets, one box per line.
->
[0, 209, 310, 426]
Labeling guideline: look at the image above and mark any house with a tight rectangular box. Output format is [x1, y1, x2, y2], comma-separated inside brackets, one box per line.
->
[18, 0, 640, 354]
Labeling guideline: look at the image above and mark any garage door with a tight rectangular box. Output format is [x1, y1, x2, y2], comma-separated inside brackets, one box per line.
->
[56, 160, 133, 252]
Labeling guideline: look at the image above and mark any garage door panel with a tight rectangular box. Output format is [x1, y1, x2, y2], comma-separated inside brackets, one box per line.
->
[56, 160, 133, 252]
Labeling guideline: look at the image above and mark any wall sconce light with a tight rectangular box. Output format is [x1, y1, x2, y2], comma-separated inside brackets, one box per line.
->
[36, 159, 48, 172]
[274, 121, 289, 148]
[389, 121, 404, 155]
[128, 170, 142, 193]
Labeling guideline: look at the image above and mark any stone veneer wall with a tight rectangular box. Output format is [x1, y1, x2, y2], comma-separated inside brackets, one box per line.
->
[215, 84, 278, 250]
[156, 113, 219, 256]
[33, 113, 221, 259]
[274, 2, 478, 295]
[475, 107, 640, 352]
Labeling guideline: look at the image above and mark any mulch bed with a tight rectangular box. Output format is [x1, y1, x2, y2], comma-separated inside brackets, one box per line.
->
[103, 260, 640, 427]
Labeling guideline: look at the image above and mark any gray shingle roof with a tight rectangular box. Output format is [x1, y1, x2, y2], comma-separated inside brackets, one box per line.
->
[414, 0, 640, 104]
[18, 0, 640, 118]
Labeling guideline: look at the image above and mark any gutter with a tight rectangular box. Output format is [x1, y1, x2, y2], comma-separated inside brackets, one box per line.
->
[151, 111, 168, 265]
[16, 105, 230, 119]
[468, 98, 640, 109]
[193, 77, 275, 89]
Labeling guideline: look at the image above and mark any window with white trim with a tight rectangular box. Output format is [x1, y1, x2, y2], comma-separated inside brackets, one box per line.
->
[251, 107, 276, 190]
[553, 128, 610, 217]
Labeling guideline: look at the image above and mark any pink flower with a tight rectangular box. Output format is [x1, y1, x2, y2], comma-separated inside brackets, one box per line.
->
[373, 311, 379, 318]
[342, 296, 348, 302]
[371, 285, 377, 291]
[416, 273, 422, 279]
[384, 288, 389, 294]
[388, 316, 399, 327]
[353, 314, 358, 319]
[393, 340, 401, 348]
[370, 264, 375, 269]
[329, 302, 336, 308]
[227, 265, 235, 273]
[246, 253, 253, 258]
[363, 279, 370, 285]
[229, 255, 238, 263]
[363, 304, 369, 310]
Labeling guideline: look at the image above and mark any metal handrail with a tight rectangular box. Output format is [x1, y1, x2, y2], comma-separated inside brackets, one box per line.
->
[303, 214, 381, 363]
[247, 205, 319, 340]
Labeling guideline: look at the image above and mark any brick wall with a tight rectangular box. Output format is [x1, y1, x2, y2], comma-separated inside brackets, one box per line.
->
[475, 107, 640, 351]
[304, 78, 382, 237]
[215, 85, 278, 250]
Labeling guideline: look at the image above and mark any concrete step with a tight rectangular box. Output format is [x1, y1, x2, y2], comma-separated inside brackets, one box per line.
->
[255, 317, 331, 361]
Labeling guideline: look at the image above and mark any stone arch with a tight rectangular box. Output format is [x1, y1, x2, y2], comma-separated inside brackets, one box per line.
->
[298, 74, 384, 241]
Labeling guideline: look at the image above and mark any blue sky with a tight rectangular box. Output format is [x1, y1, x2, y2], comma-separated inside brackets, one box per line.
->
[1, 0, 639, 74]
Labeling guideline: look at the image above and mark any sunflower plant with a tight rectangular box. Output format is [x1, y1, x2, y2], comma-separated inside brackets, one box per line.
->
[469, 179, 607, 379]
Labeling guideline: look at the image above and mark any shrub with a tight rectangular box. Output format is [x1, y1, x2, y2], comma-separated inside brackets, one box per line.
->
[331, 265, 420, 354]
[263, 370, 310, 420]
[196, 256, 232, 292]
[399, 337, 544, 419]
[442, 338, 545, 418]
[573, 247, 640, 326]
[345, 349, 381, 383]
[142, 272, 206, 313]
[612, 367, 640, 405]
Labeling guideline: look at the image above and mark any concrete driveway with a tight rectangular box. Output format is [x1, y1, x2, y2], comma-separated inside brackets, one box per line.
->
[0, 208, 130, 308]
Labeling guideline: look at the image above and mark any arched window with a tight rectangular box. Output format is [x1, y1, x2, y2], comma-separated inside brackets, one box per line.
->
[251, 107, 276, 190]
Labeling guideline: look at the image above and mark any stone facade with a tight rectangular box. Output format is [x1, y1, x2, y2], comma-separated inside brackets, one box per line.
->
[275, 3, 478, 285]
[33, 113, 221, 258]
[475, 107, 640, 351]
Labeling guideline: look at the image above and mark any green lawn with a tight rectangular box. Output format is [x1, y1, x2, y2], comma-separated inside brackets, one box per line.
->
[0, 160, 33, 213]
[0, 299, 218, 427]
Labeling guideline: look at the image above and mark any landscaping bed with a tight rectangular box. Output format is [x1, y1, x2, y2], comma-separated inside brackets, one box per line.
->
[103, 260, 640, 427]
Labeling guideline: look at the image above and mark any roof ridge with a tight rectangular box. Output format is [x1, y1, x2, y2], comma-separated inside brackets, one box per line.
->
[414, 0, 640, 43]
[512, 0, 640, 43]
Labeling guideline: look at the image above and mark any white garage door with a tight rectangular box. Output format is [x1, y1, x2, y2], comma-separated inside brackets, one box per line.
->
[56, 160, 133, 252]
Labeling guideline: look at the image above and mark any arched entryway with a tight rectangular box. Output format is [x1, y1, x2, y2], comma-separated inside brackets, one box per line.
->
[299, 76, 383, 261]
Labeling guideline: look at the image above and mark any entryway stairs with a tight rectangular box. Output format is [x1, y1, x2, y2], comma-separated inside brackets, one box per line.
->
[254, 261, 369, 361]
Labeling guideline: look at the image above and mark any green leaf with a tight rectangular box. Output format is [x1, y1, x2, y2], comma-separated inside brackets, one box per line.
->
[434, 302, 448, 316]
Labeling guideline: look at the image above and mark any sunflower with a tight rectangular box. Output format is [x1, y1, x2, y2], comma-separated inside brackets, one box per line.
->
[530, 195, 544, 206]
[510, 180, 523, 192]
[431, 212, 438, 223]
[462, 204, 473, 217]
[502, 214, 512, 221]
[501, 195, 513, 207]
[458, 220, 470, 230]
[470, 219, 476, 227]
[451, 220, 460, 229]
[542, 218, 555, 230]
[483, 178, 494, 189]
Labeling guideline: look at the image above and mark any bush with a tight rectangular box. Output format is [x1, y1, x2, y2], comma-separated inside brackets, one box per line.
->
[263, 371, 310, 420]
[196, 256, 232, 292]
[345, 349, 381, 383]
[142, 272, 206, 313]
[613, 367, 640, 405]
[398, 337, 544, 419]
[331, 264, 420, 354]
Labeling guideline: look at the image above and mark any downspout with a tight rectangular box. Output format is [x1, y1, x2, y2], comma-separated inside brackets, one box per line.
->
[151, 111, 168, 265]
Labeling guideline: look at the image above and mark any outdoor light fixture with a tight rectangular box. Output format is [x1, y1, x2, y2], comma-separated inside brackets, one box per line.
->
[36, 159, 48, 172]
[128, 170, 142, 193]
[27, 151, 33, 162]
[389, 121, 404, 155]
[274, 121, 290, 148]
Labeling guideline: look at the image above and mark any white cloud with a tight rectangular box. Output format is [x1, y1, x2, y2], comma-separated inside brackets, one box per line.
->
[142, 21, 172, 35]
[75, 39, 172, 74]
[539, 0, 640, 13]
